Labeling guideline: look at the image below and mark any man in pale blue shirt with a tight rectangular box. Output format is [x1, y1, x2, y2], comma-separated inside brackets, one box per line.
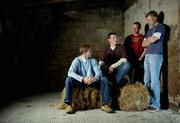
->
[64, 44, 113, 114]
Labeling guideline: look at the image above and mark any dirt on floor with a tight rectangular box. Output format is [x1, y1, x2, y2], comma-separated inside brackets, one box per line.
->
[0, 92, 179, 123]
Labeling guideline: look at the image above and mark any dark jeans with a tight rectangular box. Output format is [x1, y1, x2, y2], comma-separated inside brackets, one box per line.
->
[64, 77, 111, 105]
[129, 61, 144, 82]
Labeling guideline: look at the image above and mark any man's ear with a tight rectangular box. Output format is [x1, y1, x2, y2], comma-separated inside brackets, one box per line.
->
[108, 39, 110, 42]
[155, 16, 158, 21]
[83, 51, 87, 55]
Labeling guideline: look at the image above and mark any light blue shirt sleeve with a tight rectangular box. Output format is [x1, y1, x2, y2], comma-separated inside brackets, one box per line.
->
[91, 59, 102, 81]
[68, 57, 83, 82]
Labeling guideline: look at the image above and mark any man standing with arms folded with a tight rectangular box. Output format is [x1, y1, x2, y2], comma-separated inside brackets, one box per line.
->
[142, 10, 165, 110]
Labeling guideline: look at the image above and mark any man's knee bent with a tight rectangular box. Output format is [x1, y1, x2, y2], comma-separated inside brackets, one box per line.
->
[117, 62, 131, 71]
[100, 76, 109, 85]
[65, 77, 74, 85]
[123, 62, 131, 69]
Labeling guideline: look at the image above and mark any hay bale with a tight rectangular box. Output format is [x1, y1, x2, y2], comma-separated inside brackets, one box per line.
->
[118, 82, 150, 111]
[57, 74, 130, 110]
[57, 87, 101, 110]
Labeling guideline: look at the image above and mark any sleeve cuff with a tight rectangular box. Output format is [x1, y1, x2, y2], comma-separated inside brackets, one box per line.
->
[79, 76, 84, 82]
[152, 32, 161, 39]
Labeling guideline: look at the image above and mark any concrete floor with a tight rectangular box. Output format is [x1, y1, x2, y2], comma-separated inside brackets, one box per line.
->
[0, 92, 180, 123]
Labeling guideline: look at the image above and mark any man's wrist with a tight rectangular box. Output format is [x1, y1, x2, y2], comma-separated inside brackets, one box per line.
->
[82, 78, 84, 83]
[110, 65, 114, 69]
[93, 77, 97, 82]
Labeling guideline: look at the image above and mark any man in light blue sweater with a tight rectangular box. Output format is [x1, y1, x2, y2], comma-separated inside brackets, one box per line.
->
[64, 44, 113, 114]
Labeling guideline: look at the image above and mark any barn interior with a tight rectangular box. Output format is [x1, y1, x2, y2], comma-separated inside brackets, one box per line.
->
[0, 0, 180, 113]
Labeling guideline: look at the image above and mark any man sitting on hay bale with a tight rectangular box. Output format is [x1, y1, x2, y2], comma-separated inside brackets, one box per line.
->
[99, 32, 131, 108]
[64, 44, 113, 114]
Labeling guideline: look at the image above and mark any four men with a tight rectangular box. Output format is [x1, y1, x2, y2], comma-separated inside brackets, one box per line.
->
[64, 10, 165, 113]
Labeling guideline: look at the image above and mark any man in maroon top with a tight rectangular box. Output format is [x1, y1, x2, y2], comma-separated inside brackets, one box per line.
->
[99, 32, 131, 88]
[99, 32, 131, 108]
[124, 22, 146, 82]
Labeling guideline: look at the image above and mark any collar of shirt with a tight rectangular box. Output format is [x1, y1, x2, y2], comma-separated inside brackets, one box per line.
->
[108, 44, 120, 51]
[79, 56, 89, 62]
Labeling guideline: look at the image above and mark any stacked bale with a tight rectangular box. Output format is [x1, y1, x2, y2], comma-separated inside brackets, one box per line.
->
[118, 82, 150, 111]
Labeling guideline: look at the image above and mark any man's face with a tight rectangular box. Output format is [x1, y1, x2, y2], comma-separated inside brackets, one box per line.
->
[146, 15, 157, 26]
[85, 48, 92, 59]
[133, 24, 140, 34]
[108, 34, 118, 45]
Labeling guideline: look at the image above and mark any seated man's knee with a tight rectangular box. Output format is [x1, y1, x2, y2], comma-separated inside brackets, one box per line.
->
[65, 77, 74, 85]
[117, 62, 131, 71]
[122, 62, 131, 71]
[100, 76, 108, 84]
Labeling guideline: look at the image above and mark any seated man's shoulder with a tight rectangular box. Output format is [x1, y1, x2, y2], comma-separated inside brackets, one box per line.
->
[74, 56, 79, 60]
[90, 58, 100, 65]
[72, 56, 81, 63]
[90, 58, 97, 62]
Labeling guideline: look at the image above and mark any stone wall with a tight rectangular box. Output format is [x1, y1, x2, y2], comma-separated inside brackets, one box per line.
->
[49, 7, 124, 90]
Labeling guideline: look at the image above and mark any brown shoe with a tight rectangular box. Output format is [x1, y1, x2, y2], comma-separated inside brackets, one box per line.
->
[65, 105, 74, 114]
[101, 104, 114, 113]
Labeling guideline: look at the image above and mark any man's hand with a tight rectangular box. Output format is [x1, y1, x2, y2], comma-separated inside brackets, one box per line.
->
[142, 38, 151, 48]
[142, 36, 158, 48]
[83, 76, 90, 85]
[88, 77, 96, 85]
[83, 76, 96, 85]
[108, 66, 114, 74]
[138, 57, 143, 61]
[148, 36, 158, 43]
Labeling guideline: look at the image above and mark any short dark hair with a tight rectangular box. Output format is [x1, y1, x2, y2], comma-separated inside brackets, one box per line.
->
[133, 21, 141, 28]
[107, 32, 116, 39]
[79, 44, 91, 55]
[145, 10, 159, 18]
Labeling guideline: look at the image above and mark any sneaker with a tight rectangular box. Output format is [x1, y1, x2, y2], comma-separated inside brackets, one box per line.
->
[65, 105, 74, 114]
[101, 104, 114, 113]
[147, 106, 160, 111]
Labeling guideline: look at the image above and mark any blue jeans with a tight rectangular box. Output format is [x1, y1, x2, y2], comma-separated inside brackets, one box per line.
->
[64, 77, 111, 105]
[114, 62, 131, 86]
[101, 62, 131, 86]
[144, 54, 163, 109]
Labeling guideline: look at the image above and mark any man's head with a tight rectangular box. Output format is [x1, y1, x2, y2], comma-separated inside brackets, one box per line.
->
[132, 22, 141, 34]
[107, 32, 118, 46]
[79, 44, 92, 59]
[145, 10, 159, 26]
